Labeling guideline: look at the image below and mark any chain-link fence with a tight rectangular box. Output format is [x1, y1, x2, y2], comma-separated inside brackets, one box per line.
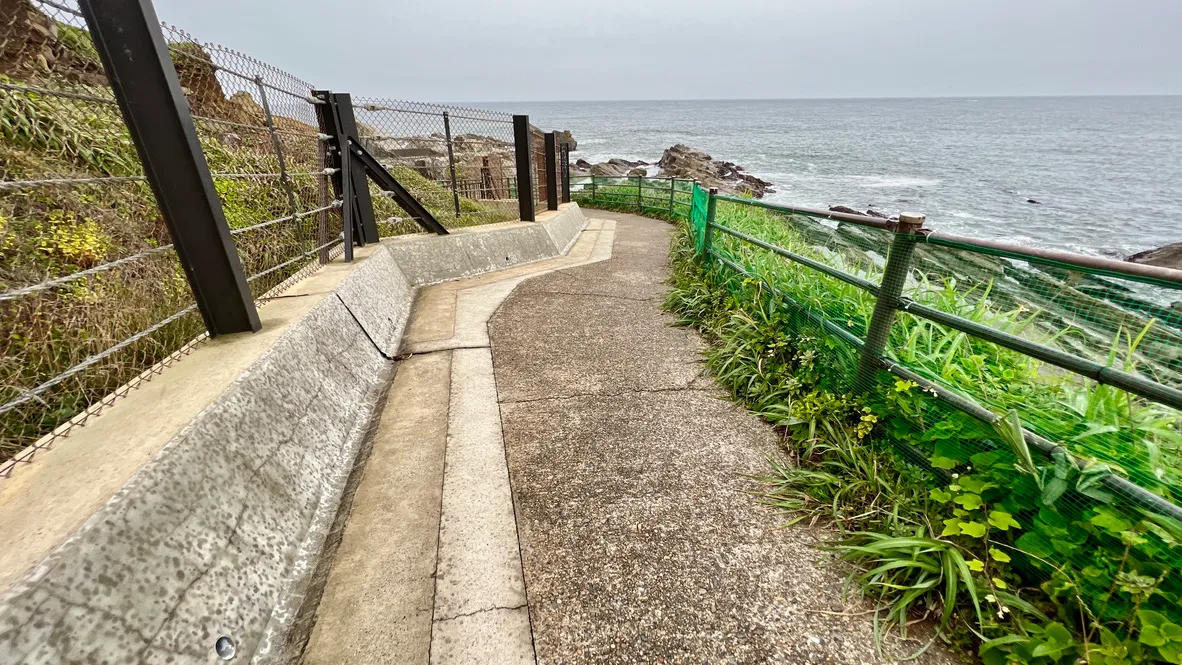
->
[0, 0, 210, 472]
[0, 0, 551, 473]
[352, 98, 519, 234]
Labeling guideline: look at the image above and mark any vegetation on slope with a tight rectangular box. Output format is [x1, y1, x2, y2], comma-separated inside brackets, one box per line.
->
[0, 12, 512, 461]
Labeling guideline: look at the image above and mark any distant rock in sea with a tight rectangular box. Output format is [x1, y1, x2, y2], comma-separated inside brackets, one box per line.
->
[569, 145, 774, 198]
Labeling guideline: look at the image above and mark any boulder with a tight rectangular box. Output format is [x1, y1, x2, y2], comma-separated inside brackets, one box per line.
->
[865, 209, 890, 219]
[627, 168, 648, 177]
[591, 161, 629, 177]
[828, 206, 862, 216]
[1127, 241, 1182, 270]
[656, 144, 774, 198]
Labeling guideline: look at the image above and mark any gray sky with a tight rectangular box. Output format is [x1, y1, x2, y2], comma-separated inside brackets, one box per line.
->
[153, 0, 1182, 101]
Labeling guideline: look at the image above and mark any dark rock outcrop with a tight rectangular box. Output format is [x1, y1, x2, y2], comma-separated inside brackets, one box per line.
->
[1127, 241, 1182, 270]
[656, 144, 774, 198]
[829, 206, 862, 216]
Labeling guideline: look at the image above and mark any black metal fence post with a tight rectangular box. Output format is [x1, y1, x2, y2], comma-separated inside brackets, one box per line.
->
[332, 94, 379, 243]
[77, 0, 259, 335]
[443, 111, 461, 218]
[853, 213, 926, 394]
[513, 115, 535, 222]
[560, 142, 571, 204]
[544, 132, 558, 211]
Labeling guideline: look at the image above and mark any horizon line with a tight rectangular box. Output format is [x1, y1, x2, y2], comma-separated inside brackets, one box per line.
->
[463, 93, 1182, 105]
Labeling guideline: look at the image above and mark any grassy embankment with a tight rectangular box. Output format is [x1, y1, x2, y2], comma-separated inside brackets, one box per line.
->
[0, 25, 512, 462]
[580, 183, 1182, 665]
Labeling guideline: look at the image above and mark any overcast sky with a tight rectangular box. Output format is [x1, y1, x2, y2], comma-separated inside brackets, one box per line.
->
[152, 0, 1182, 102]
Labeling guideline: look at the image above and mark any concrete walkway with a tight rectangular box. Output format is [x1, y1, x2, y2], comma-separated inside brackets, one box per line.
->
[302, 212, 955, 664]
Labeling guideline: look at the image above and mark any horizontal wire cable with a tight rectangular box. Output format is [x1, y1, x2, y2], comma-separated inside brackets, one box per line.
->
[0, 244, 175, 301]
[210, 169, 336, 179]
[0, 304, 199, 417]
[0, 80, 117, 105]
[247, 238, 342, 283]
[230, 201, 340, 235]
[0, 175, 146, 190]
[32, 0, 83, 17]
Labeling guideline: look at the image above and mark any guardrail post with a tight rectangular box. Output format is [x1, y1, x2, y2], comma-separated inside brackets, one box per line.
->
[636, 175, 643, 208]
[704, 187, 718, 257]
[544, 132, 558, 211]
[668, 178, 675, 214]
[443, 112, 461, 218]
[513, 115, 535, 222]
[560, 142, 571, 203]
[853, 212, 926, 394]
[78, 0, 259, 336]
[591, 175, 597, 201]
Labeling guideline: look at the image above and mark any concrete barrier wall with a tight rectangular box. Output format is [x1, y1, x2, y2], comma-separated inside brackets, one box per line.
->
[0, 205, 586, 664]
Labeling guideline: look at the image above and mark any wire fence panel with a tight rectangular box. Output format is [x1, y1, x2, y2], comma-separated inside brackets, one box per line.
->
[0, 0, 207, 471]
[351, 98, 518, 233]
[158, 23, 344, 299]
[634, 177, 1182, 654]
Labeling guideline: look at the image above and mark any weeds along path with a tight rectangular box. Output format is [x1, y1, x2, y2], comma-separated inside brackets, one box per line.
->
[489, 211, 958, 664]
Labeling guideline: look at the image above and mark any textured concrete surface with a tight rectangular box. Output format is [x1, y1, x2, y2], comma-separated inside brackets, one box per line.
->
[0, 296, 387, 665]
[491, 211, 958, 664]
[302, 353, 451, 665]
[299, 215, 615, 665]
[0, 208, 593, 665]
[435, 348, 528, 619]
[384, 204, 586, 286]
[0, 245, 382, 596]
[429, 608, 534, 665]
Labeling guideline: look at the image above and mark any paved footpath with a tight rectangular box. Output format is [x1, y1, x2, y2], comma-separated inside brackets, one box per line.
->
[303, 211, 955, 664]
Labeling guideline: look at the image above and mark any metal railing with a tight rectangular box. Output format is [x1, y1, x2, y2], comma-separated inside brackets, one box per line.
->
[0, 0, 567, 473]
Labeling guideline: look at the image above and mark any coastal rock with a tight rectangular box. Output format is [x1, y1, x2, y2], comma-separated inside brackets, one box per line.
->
[575, 158, 593, 170]
[656, 144, 774, 198]
[591, 161, 629, 177]
[865, 209, 891, 219]
[828, 206, 862, 216]
[1127, 241, 1182, 270]
[627, 167, 648, 177]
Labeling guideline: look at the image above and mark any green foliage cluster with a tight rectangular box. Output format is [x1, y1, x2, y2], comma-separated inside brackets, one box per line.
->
[645, 194, 1182, 664]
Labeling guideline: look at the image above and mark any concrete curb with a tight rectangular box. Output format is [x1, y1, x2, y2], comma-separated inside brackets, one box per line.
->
[0, 206, 587, 665]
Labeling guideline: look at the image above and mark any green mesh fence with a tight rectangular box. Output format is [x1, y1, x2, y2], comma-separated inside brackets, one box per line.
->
[608, 177, 1182, 660]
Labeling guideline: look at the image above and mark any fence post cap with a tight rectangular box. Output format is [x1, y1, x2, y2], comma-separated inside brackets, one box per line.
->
[708, 187, 719, 194]
[898, 212, 926, 232]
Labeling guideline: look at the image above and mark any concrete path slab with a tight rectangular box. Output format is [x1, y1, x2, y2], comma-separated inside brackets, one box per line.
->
[301, 219, 617, 665]
[302, 351, 451, 665]
[490, 211, 958, 664]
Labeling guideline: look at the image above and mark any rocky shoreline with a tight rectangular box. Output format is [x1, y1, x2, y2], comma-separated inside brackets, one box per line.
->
[570, 144, 775, 198]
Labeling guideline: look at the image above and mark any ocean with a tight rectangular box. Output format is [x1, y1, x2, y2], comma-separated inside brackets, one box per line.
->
[488, 97, 1182, 258]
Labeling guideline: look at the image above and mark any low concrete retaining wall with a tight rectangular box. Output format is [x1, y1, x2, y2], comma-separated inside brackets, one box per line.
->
[0, 205, 586, 665]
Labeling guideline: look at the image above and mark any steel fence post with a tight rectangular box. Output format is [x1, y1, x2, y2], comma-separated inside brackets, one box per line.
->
[591, 175, 597, 202]
[668, 178, 675, 215]
[704, 187, 718, 257]
[544, 132, 558, 211]
[853, 213, 926, 394]
[443, 111, 461, 218]
[512, 115, 535, 222]
[77, 0, 259, 335]
[636, 175, 642, 208]
[560, 142, 571, 203]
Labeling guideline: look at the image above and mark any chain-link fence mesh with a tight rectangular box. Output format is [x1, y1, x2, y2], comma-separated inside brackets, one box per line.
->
[0, 0, 207, 472]
[351, 98, 518, 234]
[1, 2, 543, 473]
[159, 23, 345, 299]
